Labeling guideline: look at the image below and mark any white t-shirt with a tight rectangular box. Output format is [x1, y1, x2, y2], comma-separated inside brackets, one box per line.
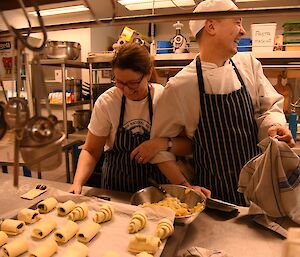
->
[88, 83, 164, 150]
[150, 52, 286, 163]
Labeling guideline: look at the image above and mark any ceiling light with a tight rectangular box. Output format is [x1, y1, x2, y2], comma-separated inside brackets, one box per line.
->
[118, 0, 195, 11]
[29, 5, 89, 16]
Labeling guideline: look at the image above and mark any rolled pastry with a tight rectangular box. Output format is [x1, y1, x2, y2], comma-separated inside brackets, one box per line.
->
[1, 219, 26, 235]
[76, 221, 101, 243]
[128, 234, 161, 254]
[31, 218, 57, 239]
[102, 251, 120, 257]
[57, 200, 76, 216]
[1, 236, 28, 257]
[93, 204, 114, 223]
[17, 208, 41, 224]
[0, 231, 8, 247]
[155, 218, 174, 240]
[136, 252, 154, 257]
[68, 202, 88, 221]
[29, 239, 58, 257]
[128, 211, 147, 233]
[54, 220, 79, 243]
[61, 242, 88, 257]
[37, 197, 58, 214]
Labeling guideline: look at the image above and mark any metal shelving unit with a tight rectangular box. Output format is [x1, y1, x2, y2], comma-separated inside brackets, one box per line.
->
[38, 59, 91, 138]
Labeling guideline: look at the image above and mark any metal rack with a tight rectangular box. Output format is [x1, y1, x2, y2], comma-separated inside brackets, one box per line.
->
[38, 59, 91, 138]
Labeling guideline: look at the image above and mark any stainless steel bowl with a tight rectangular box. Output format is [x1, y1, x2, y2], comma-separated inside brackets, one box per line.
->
[44, 41, 81, 60]
[130, 184, 205, 224]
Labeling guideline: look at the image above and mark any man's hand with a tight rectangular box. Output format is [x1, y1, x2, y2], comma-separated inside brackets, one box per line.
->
[268, 124, 295, 147]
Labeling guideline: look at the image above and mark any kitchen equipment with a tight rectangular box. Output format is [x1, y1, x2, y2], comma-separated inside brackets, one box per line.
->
[4, 97, 29, 129]
[170, 21, 188, 54]
[205, 198, 239, 213]
[0, 102, 6, 139]
[73, 109, 91, 130]
[130, 184, 205, 224]
[147, 177, 171, 198]
[290, 98, 300, 116]
[44, 41, 81, 60]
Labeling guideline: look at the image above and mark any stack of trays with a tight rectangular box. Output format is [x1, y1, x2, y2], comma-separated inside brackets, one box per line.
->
[283, 21, 300, 51]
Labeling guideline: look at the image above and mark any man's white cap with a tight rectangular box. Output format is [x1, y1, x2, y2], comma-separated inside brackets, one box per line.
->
[189, 0, 238, 38]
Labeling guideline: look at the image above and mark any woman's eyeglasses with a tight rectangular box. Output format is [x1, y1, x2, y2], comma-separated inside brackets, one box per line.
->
[111, 74, 144, 91]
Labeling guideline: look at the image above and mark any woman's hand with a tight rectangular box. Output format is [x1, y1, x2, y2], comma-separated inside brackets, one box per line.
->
[68, 183, 82, 194]
[131, 138, 167, 164]
[191, 186, 211, 199]
[268, 124, 295, 147]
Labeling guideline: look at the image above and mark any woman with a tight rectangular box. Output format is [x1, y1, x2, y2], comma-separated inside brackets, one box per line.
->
[69, 43, 192, 194]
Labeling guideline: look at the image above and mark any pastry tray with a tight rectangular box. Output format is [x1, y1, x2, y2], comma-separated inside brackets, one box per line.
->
[2, 189, 175, 257]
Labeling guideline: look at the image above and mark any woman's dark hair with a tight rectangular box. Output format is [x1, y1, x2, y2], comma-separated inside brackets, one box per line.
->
[112, 43, 153, 76]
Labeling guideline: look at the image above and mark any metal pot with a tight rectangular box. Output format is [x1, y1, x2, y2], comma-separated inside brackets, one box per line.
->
[44, 41, 81, 60]
[73, 110, 91, 130]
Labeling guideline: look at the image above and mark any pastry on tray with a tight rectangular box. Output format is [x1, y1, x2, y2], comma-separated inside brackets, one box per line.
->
[37, 197, 58, 214]
[28, 239, 58, 257]
[57, 200, 76, 216]
[1, 236, 28, 257]
[77, 221, 101, 243]
[54, 220, 79, 243]
[155, 218, 174, 240]
[128, 233, 161, 254]
[31, 218, 57, 239]
[61, 242, 88, 257]
[0, 219, 26, 235]
[128, 211, 147, 233]
[68, 202, 88, 221]
[93, 204, 114, 223]
[17, 208, 41, 224]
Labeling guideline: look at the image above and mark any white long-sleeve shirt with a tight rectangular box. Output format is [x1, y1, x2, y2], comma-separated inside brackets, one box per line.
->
[151, 52, 286, 163]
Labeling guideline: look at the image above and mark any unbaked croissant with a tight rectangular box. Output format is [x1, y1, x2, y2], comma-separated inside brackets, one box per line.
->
[155, 218, 174, 240]
[93, 204, 114, 223]
[128, 234, 161, 254]
[68, 202, 88, 221]
[128, 211, 147, 233]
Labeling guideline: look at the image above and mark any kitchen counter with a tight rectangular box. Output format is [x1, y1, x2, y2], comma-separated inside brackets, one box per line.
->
[0, 173, 284, 257]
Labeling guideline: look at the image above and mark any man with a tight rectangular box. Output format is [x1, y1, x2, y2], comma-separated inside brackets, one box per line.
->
[149, 0, 294, 205]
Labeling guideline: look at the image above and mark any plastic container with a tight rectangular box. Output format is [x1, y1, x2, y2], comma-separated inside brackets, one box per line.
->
[237, 38, 252, 52]
[157, 40, 173, 54]
[283, 31, 300, 42]
[251, 23, 277, 52]
[283, 21, 300, 32]
[285, 40, 300, 51]
[289, 111, 298, 142]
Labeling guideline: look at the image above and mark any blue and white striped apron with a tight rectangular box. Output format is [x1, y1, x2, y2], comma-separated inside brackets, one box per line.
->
[102, 86, 168, 192]
[192, 56, 260, 205]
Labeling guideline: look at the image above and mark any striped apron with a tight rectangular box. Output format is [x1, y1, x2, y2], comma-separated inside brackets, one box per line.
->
[192, 56, 260, 205]
[102, 87, 168, 192]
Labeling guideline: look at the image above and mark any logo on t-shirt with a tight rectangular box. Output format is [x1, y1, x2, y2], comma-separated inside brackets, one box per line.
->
[123, 119, 151, 137]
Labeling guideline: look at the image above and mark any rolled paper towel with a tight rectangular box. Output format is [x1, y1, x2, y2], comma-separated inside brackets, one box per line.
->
[1, 219, 26, 235]
[155, 218, 174, 240]
[54, 220, 79, 243]
[102, 251, 120, 257]
[93, 204, 114, 223]
[128, 211, 147, 233]
[1, 236, 28, 257]
[31, 218, 57, 239]
[61, 242, 88, 257]
[29, 239, 58, 257]
[17, 208, 41, 224]
[128, 233, 161, 254]
[37, 197, 58, 214]
[77, 221, 101, 243]
[0, 231, 8, 247]
[57, 200, 76, 216]
[68, 202, 88, 221]
[136, 252, 154, 257]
